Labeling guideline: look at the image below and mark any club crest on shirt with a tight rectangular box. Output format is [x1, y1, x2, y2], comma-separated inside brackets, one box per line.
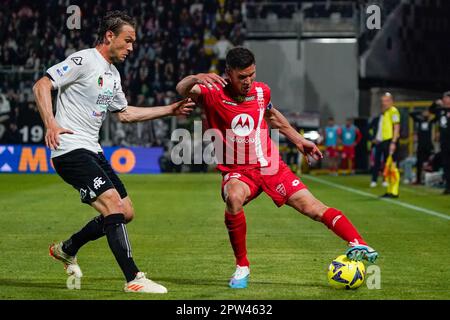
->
[98, 75, 103, 87]
[276, 183, 286, 197]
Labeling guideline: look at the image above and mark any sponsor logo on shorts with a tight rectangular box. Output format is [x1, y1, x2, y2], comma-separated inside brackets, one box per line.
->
[80, 188, 87, 199]
[93, 177, 106, 190]
[276, 183, 286, 196]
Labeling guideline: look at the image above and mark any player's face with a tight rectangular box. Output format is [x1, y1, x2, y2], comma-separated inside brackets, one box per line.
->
[109, 25, 136, 63]
[227, 64, 256, 96]
[443, 96, 450, 107]
[381, 96, 393, 110]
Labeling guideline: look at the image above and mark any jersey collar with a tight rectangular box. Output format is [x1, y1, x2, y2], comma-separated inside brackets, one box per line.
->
[93, 48, 112, 68]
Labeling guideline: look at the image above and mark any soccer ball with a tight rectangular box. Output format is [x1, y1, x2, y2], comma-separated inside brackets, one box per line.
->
[327, 255, 365, 289]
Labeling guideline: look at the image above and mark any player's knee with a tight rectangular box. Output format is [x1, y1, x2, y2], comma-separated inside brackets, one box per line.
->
[225, 189, 246, 207]
[99, 189, 125, 213]
[124, 206, 135, 223]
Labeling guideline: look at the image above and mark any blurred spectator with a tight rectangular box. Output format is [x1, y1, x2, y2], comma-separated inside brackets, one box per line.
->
[214, 34, 233, 75]
[321, 117, 340, 175]
[432, 92, 450, 194]
[0, 92, 11, 141]
[409, 108, 436, 184]
[0, 0, 244, 147]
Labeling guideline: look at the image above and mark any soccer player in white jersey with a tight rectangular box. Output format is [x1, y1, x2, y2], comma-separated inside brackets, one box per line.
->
[33, 11, 193, 293]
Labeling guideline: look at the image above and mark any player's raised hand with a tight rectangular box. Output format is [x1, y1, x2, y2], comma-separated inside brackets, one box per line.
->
[171, 98, 195, 116]
[193, 73, 227, 91]
[45, 124, 73, 150]
[297, 139, 323, 165]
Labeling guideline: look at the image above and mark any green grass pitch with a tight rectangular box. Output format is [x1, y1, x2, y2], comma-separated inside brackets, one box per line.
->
[0, 173, 449, 300]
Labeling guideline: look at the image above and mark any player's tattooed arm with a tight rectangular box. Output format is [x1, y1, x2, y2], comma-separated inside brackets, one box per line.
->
[265, 107, 323, 164]
[115, 98, 195, 123]
[176, 73, 227, 100]
[33, 76, 73, 150]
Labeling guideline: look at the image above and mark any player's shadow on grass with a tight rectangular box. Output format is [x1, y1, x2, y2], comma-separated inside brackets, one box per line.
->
[0, 278, 122, 293]
[0, 279, 67, 290]
[156, 277, 325, 288]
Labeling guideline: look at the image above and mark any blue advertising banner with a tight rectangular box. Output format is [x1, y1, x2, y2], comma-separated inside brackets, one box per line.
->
[0, 145, 163, 174]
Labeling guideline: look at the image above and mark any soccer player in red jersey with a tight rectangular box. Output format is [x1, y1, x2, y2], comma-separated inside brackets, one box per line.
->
[176, 47, 378, 288]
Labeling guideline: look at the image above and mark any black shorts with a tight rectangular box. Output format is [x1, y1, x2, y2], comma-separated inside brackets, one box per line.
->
[52, 149, 128, 204]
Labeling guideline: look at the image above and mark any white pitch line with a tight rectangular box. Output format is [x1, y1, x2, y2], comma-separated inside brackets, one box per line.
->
[302, 175, 450, 221]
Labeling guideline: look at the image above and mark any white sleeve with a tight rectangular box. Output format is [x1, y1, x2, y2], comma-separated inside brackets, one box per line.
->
[46, 54, 86, 89]
[108, 82, 128, 112]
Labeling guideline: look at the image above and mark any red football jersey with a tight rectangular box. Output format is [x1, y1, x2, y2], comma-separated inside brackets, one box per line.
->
[197, 81, 279, 172]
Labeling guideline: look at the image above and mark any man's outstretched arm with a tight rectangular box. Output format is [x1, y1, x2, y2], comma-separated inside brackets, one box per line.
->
[116, 98, 195, 123]
[265, 106, 323, 164]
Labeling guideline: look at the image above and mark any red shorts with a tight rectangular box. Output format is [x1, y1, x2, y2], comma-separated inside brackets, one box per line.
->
[341, 145, 355, 159]
[326, 146, 338, 158]
[221, 161, 307, 207]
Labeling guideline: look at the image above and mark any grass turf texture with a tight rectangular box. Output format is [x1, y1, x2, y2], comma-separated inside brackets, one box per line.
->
[0, 173, 449, 300]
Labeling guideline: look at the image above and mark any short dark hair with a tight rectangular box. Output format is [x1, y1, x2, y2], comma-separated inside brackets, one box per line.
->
[96, 11, 136, 45]
[443, 91, 450, 98]
[226, 47, 255, 70]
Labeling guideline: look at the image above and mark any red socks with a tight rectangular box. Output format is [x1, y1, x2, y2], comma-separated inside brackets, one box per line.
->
[225, 210, 249, 267]
[321, 208, 367, 246]
[224, 208, 364, 267]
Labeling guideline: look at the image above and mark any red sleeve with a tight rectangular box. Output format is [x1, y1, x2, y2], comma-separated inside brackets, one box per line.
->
[196, 84, 218, 109]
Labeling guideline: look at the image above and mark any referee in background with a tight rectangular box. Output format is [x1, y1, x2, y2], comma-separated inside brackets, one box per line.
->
[370, 93, 401, 196]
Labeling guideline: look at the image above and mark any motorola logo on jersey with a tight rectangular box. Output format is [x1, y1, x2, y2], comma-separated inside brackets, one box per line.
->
[231, 113, 254, 137]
